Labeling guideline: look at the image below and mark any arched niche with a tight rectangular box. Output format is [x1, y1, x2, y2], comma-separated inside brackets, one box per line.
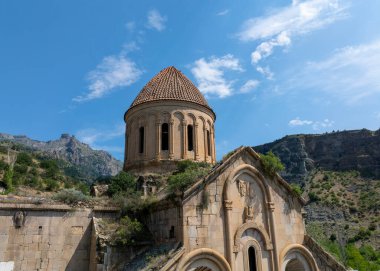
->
[233, 222, 273, 253]
[223, 164, 272, 204]
[176, 248, 231, 271]
[280, 245, 318, 271]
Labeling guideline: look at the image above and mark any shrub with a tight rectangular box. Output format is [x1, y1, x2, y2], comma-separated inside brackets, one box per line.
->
[308, 192, 320, 202]
[260, 151, 285, 176]
[0, 159, 8, 171]
[111, 216, 144, 245]
[53, 188, 89, 204]
[108, 172, 136, 196]
[16, 152, 33, 166]
[14, 164, 28, 174]
[40, 160, 59, 178]
[4, 168, 14, 192]
[44, 178, 60, 191]
[290, 183, 302, 197]
[168, 166, 210, 194]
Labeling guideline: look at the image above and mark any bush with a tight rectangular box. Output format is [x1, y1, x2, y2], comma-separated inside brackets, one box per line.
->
[108, 172, 136, 196]
[0, 159, 9, 171]
[44, 178, 60, 191]
[290, 183, 302, 197]
[168, 165, 210, 194]
[4, 168, 14, 192]
[260, 151, 285, 176]
[14, 164, 28, 174]
[53, 188, 89, 204]
[40, 160, 59, 178]
[308, 192, 320, 202]
[16, 152, 33, 166]
[111, 216, 144, 245]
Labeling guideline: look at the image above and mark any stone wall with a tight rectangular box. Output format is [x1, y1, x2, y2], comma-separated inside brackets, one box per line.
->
[0, 204, 118, 271]
[303, 235, 347, 271]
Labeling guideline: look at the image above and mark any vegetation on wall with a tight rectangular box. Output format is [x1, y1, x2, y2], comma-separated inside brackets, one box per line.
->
[167, 160, 211, 195]
[259, 151, 285, 176]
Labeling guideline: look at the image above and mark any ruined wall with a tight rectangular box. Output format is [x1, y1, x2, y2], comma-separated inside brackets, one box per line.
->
[304, 235, 347, 271]
[0, 204, 118, 271]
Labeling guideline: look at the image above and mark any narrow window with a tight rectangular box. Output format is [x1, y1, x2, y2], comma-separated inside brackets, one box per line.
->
[169, 226, 175, 238]
[187, 125, 194, 151]
[161, 123, 169, 150]
[248, 247, 257, 271]
[206, 130, 211, 156]
[139, 127, 144, 153]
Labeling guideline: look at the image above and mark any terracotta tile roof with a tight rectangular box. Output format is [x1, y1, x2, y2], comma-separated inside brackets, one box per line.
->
[129, 66, 211, 110]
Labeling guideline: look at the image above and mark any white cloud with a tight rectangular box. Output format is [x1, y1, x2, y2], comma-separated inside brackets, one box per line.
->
[74, 54, 142, 102]
[238, 0, 348, 73]
[312, 119, 334, 130]
[288, 117, 334, 130]
[256, 66, 274, 80]
[217, 9, 229, 16]
[240, 80, 260, 93]
[190, 54, 243, 98]
[125, 21, 135, 32]
[76, 124, 125, 153]
[147, 9, 166, 31]
[289, 117, 313, 126]
[293, 40, 380, 104]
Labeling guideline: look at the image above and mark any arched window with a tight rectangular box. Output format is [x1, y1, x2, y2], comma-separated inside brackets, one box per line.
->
[187, 125, 194, 151]
[206, 130, 211, 156]
[248, 246, 257, 271]
[139, 127, 144, 153]
[161, 123, 169, 150]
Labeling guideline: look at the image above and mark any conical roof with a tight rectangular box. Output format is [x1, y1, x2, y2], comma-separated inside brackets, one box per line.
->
[129, 66, 211, 110]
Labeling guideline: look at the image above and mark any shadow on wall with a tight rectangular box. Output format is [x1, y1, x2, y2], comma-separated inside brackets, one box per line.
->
[66, 222, 92, 271]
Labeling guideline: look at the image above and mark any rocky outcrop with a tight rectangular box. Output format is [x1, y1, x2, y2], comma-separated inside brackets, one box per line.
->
[253, 129, 380, 184]
[0, 133, 122, 181]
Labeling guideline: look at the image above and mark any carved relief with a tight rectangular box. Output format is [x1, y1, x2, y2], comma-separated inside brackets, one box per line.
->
[245, 206, 254, 222]
[237, 179, 247, 197]
[13, 211, 26, 228]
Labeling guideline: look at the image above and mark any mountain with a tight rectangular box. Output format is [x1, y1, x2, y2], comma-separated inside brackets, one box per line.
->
[254, 128, 380, 185]
[253, 129, 380, 254]
[0, 133, 122, 181]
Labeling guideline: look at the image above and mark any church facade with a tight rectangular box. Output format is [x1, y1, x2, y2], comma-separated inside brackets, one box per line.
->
[123, 67, 346, 271]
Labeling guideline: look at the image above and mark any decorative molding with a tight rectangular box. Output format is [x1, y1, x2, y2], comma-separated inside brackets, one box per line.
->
[224, 200, 233, 210]
[233, 222, 273, 253]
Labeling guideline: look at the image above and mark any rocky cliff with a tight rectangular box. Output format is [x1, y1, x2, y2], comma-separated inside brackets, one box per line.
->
[0, 133, 122, 181]
[254, 129, 380, 184]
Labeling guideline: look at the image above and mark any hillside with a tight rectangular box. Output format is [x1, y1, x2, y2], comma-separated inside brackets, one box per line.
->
[254, 128, 380, 185]
[0, 133, 122, 182]
[253, 129, 380, 266]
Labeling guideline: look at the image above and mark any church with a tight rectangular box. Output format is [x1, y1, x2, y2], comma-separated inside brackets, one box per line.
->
[122, 66, 346, 271]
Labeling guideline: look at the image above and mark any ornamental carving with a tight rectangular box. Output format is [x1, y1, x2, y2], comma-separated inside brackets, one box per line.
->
[13, 211, 26, 228]
[237, 179, 247, 197]
[245, 206, 254, 222]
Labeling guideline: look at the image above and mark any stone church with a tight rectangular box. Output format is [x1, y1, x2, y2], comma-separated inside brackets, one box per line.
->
[122, 67, 346, 271]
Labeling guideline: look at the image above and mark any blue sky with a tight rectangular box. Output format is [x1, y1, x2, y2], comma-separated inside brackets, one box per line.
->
[1, 0, 380, 160]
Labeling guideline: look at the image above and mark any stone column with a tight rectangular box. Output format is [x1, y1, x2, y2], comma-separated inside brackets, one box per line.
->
[203, 126, 207, 162]
[224, 199, 234, 271]
[194, 121, 199, 161]
[169, 118, 174, 159]
[182, 120, 187, 159]
[124, 125, 128, 168]
[155, 121, 161, 160]
[267, 201, 279, 271]
[211, 125, 216, 163]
